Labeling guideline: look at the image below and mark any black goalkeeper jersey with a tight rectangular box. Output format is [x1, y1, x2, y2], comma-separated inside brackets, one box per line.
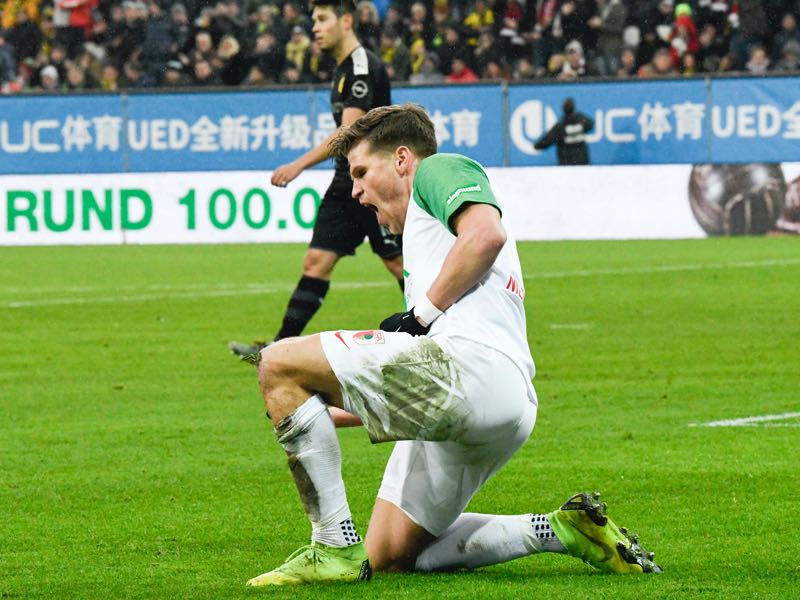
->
[330, 46, 391, 174]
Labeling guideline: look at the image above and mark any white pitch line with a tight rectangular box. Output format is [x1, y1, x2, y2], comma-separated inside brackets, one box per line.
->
[3, 281, 391, 308]
[3, 257, 800, 308]
[525, 257, 800, 280]
[549, 323, 592, 330]
[689, 412, 800, 428]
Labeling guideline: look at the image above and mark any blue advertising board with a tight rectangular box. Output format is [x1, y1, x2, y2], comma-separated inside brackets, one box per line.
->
[508, 76, 800, 166]
[2, 75, 799, 174]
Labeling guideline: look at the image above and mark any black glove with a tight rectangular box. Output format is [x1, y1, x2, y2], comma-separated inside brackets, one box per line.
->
[379, 308, 431, 336]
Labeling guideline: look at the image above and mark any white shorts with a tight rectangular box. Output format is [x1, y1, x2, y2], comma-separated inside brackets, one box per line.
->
[320, 330, 537, 535]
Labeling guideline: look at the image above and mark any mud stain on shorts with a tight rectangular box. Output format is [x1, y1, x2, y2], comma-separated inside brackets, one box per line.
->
[343, 338, 469, 443]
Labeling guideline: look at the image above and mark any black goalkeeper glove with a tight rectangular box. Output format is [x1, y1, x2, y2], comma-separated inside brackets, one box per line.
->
[379, 308, 431, 336]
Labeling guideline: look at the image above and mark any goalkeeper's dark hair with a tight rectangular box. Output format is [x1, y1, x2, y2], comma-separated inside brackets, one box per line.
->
[330, 103, 438, 160]
[311, 0, 357, 18]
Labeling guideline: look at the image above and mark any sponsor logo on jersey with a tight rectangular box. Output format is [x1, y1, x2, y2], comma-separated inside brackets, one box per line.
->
[351, 80, 368, 98]
[338, 75, 346, 93]
[446, 184, 482, 205]
[352, 330, 385, 345]
[505, 274, 525, 300]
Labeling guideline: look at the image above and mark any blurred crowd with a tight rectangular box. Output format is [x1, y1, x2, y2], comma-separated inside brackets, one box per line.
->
[1, 0, 800, 93]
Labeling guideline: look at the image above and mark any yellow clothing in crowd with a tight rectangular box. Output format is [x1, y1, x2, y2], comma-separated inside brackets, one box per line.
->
[286, 35, 310, 70]
[2, 0, 40, 29]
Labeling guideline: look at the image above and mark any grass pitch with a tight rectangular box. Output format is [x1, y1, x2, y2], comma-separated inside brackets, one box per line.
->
[2, 237, 799, 599]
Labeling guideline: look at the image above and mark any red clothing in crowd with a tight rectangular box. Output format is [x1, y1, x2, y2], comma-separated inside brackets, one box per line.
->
[57, 0, 98, 38]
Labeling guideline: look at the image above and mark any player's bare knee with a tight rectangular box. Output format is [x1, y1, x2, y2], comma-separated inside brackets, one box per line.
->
[257, 341, 293, 395]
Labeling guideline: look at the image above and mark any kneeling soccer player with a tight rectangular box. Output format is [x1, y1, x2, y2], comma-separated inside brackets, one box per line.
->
[247, 103, 661, 585]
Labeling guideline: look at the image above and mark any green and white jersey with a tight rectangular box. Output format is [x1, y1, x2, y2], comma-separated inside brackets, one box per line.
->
[405, 153, 535, 396]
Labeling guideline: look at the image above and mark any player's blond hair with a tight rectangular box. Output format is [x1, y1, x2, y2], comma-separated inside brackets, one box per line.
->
[330, 103, 438, 159]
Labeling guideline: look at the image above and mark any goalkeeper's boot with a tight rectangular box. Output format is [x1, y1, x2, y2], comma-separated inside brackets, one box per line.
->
[246, 541, 372, 586]
[547, 492, 662, 574]
[228, 340, 268, 365]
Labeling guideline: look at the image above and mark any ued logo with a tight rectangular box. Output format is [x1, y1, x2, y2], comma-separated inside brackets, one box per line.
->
[509, 100, 559, 156]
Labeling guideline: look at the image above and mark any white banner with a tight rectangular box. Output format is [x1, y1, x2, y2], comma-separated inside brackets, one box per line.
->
[2, 164, 799, 245]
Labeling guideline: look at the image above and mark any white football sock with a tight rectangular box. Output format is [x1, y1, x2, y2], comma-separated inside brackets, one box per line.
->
[414, 513, 565, 571]
[275, 394, 360, 547]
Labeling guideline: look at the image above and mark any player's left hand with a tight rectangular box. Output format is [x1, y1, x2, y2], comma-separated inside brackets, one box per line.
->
[379, 309, 430, 336]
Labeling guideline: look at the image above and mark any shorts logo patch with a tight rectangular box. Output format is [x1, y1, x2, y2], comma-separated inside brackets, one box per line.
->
[353, 330, 385, 345]
[351, 80, 368, 98]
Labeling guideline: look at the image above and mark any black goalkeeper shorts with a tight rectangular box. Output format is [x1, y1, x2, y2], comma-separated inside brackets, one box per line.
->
[310, 174, 402, 259]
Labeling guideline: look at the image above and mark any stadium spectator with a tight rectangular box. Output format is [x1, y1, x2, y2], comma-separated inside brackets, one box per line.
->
[554, 0, 597, 52]
[446, 53, 478, 82]
[192, 57, 220, 84]
[408, 37, 426, 75]
[482, 59, 508, 79]
[436, 22, 463, 75]
[2, 0, 40, 30]
[286, 24, 310, 70]
[380, 30, 411, 80]
[557, 39, 596, 80]
[217, 33, 247, 84]
[100, 61, 120, 89]
[0, 30, 18, 86]
[6, 9, 42, 62]
[280, 59, 303, 83]
[188, 29, 215, 65]
[497, 0, 525, 61]
[462, 0, 494, 47]
[473, 30, 501, 76]
[111, 0, 146, 65]
[65, 60, 94, 88]
[122, 58, 154, 86]
[301, 39, 336, 82]
[615, 46, 637, 77]
[745, 44, 771, 72]
[247, 4, 277, 42]
[140, 0, 174, 83]
[53, 0, 98, 57]
[534, 96, 594, 165]
[526, 0, 559, 72]
[669, 3, 699, 67]
[242, 64, 268, 85]
[38, 63, 61, 89]
[170, 3, 192, 54]
[249, 31, 285, 82]
[280, 1, 309, 37]
[161, 58, 188, 85]
[680, 51, 698, 75]
[729, 0, 770, 68]
[204, 0, 245, 44]
[696, 23, 728, 72]
[355, 0, 381, 52]
[638, 46, 678, 77]
[593, 0, 627, 74]
[381, 3, 404, 39]
[511, 56, 537, 80]
[409, 51, 445, 83]
[772, 13, 800, 60]
[775, 39, 800, 70]
[405, 2, 434, 47]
